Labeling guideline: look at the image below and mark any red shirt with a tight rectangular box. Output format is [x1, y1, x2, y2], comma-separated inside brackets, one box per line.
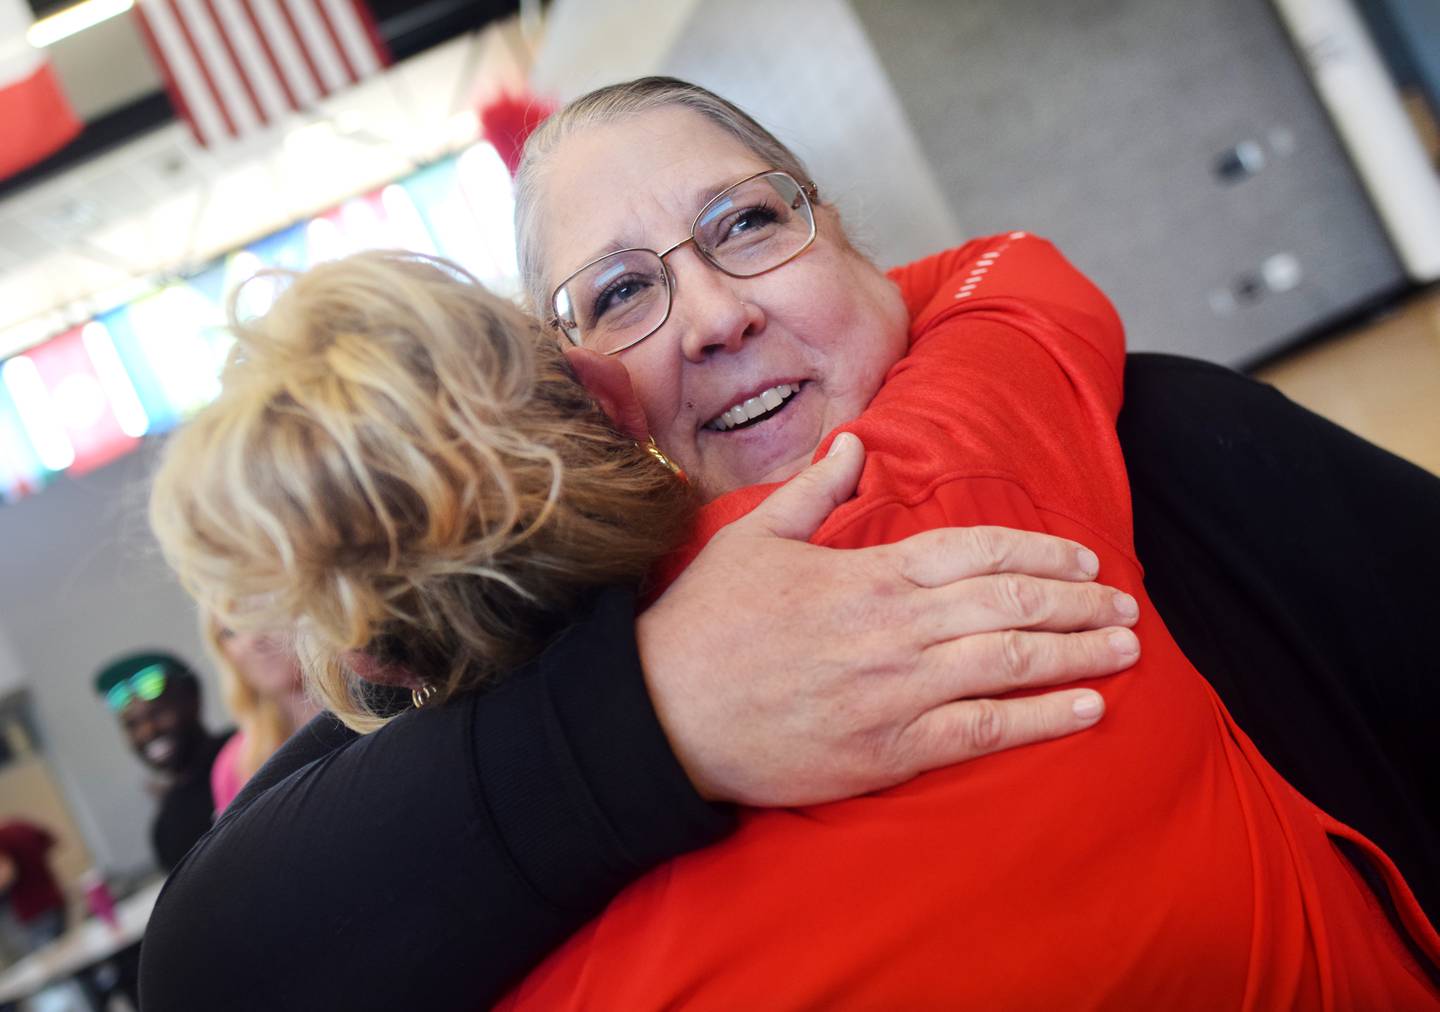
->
[501, 235, 1440, 1010]
[0, 820, 63, 924]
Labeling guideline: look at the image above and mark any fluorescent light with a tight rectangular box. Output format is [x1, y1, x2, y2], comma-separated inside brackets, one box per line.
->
[1, 357, 75, 472]
[26, 0, 134, 49]
[81, 321, 150, 438]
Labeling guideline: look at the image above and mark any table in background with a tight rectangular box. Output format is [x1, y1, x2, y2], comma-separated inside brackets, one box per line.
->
[0, 879, 162, 1009]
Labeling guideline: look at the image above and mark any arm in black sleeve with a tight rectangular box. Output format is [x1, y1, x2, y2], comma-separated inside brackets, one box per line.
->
[1119, 352, 1440, 922]
[138, 587, 735, 1011]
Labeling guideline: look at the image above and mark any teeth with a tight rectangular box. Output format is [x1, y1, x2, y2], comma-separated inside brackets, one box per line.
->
[707, 383, 799, 431]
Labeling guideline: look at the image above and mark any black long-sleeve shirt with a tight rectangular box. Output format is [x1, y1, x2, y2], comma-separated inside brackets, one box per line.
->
[138, 355, 1440, 1010]
[139, 588, 731, 1010]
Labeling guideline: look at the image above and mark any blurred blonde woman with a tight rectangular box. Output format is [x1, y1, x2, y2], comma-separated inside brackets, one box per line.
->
[202, 615, 319, 812]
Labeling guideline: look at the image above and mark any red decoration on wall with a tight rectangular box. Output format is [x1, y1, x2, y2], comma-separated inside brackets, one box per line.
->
[478, 90, 556, 176]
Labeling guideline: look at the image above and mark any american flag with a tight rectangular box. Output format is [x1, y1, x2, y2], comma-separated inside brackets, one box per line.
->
[132, 0, 390, 147]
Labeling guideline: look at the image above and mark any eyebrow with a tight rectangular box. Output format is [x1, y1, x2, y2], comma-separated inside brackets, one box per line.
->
[691, 177, 739, 212]
[566, 175, 749, 272]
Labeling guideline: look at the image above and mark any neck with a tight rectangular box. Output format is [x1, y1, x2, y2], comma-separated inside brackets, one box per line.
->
[277, 691, 323, 734]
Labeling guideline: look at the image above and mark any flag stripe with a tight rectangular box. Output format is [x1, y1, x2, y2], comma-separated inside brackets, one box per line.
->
[321, 0, 381, 77]
[213, 0, 291, 121]
[178, 0, 261, 133]
[136, 1, 227, 144]
[236, 0, 300, 111]
[134, 0, 387, 148]
[285, 0, 348, 93]
[132, 1, 201, 144]
[163, 0, 238, 138]
[309, 0, 356, 85]
[201, 0, 269, 126]
[258, 0, 324, 104]
[344, 0, 391, 69]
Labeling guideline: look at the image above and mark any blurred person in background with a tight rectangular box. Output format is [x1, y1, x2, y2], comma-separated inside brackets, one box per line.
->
[92, 653, 232, 871]
[0, 819, 66, 952]
[203, 618, 319, 814]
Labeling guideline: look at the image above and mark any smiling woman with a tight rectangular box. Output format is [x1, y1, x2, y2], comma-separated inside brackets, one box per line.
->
[497, 77, 1440, 1008]
[527, 105, 909, 499]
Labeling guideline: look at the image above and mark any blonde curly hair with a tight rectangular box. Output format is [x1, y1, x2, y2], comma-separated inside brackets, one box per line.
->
[150, 251, 693, 731]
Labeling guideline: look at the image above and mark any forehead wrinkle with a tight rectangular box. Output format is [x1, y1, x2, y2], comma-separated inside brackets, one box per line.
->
[541, 110, 767, 283]
[690, 174, 751, 216]
[566, 172, 761, 270]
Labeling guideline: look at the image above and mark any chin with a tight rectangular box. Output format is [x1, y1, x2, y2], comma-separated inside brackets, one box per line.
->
[701, 454, 810, 500]
[756, 455, 812, 487]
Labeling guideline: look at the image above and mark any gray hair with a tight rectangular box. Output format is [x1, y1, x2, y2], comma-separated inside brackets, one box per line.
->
[513, 76, 814, 318]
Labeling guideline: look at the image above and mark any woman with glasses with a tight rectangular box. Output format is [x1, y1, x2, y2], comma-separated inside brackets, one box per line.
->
[142, 78, 1439, 1009]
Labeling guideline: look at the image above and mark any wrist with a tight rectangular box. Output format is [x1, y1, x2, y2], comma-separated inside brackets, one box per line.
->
[634, 607, 724, 803]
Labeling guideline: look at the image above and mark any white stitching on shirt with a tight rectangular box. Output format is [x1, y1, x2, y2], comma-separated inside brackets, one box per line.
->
[955, 231, 1028, 299]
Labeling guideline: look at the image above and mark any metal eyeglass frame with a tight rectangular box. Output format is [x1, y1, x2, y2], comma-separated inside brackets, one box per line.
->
[547, 169, 820, 355]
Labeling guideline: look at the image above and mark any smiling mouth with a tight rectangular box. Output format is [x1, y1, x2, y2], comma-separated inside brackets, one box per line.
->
[705, 383, 802, 432]
[144, 737, 176, 765]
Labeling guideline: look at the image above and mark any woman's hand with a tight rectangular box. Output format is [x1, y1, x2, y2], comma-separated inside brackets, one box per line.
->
[635, 434, 1140, 806]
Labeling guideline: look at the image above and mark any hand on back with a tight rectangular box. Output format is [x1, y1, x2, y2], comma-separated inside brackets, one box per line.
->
[636, 434, 1140, 806]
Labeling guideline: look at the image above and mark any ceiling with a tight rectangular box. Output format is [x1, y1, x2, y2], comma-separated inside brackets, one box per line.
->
[0, 2, 530, 359]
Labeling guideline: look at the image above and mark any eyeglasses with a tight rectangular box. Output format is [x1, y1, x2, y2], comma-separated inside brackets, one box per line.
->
[549, 170, 819, 355]
[105, 664, 168, 712]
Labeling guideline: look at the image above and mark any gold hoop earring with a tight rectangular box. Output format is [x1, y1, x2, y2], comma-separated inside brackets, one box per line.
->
[411, 682, 438, 710]
[645, 437, 685, 481]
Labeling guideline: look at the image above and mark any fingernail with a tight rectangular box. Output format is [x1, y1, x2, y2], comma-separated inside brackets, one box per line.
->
[826, 432, 854, 458]
[1108, 629, 1139, 656]
[1112, 592, 1139, 619]
[1072, 691, 1104, 721]
[1075, 548, 1099, 577]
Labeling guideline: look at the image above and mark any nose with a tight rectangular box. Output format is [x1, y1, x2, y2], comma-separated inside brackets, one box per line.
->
[666, 247, 764, 362]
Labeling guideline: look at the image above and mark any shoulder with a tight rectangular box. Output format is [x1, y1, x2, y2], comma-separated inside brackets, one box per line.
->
[886, 237, 993, 319]
[887, 233, 1079, 326]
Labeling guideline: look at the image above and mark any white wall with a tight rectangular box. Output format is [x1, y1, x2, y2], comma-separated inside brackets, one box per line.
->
[0, 439, 226, 872]
[0, 622, 24, 696]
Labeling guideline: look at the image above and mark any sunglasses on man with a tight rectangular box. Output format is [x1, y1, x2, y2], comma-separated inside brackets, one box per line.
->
[104, 663, 170, 712]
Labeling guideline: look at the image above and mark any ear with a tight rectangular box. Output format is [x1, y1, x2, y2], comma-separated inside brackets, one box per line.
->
[564, 346, 651, 441]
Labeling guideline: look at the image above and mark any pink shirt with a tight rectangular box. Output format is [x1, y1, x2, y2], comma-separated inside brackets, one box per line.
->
[209, 730, 248, 815]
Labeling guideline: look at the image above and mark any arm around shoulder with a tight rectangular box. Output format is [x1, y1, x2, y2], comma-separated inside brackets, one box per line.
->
[139, 586, 732, 1012]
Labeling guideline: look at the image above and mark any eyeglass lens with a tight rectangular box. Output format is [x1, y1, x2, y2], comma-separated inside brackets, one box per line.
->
[555, 172, 814, 354]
